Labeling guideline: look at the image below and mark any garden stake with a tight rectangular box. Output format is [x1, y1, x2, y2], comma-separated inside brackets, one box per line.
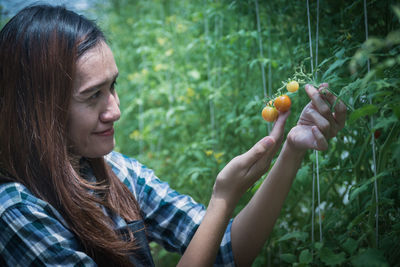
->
[363, 0, 379, 248]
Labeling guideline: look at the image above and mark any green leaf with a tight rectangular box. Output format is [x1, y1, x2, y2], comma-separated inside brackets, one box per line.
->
[318, 57, 332, 69]
[342, 238, 358, 254]
[346, 212, 368, 231]
[335, 47, 346, 58]
[348, 183, 370, 202]
[314, 242, 323, 250]
[349, 104, 379, 124]
[278, 231, 308, 242]
[190, 171, 200, 182]
[373, 115, 398, 131]
[392, 105, 400, 119]
[349, 171, 388, 201]
[393, 5, 400, 21]
[322, 58, 348, 80]
[351, 249, 389, 267]
[280, 253, 297, 263]
[299, 249, 312, 264]
[394, 143, 400, 167]
[319, 247, 346, 266]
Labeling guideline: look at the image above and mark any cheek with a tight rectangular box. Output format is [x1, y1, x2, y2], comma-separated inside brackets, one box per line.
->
[68, 106, 98, 146]
[70, 118, 91, 138]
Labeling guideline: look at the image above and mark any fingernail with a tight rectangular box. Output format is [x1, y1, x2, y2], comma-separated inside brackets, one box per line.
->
[305, 84, 310, 90]
[320, 82, 329, 88]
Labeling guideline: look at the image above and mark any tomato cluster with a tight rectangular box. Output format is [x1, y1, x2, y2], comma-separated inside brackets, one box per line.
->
[261, 81, 299, 123]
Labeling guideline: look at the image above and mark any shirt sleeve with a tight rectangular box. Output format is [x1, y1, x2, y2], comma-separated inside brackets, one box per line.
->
[131, 160, 236, 267]
[0, 203, 96, 267]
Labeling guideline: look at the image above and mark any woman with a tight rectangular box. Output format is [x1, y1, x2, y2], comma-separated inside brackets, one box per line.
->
[0, 5, 346, 267]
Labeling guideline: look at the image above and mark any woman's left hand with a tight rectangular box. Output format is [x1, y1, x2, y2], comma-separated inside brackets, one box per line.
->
[287, 83, 347, 152]
[213, 111, 290, 209]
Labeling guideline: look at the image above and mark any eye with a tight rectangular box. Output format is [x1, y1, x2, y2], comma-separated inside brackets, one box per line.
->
[110, 80, 117, 93]
[89, 90, 101, 100]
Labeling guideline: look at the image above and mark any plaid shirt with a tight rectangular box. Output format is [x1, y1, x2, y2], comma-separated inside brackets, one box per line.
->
[0, 151, 235, 266]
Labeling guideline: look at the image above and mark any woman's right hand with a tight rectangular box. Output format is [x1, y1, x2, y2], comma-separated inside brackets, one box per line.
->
[212, 111, 290, 210]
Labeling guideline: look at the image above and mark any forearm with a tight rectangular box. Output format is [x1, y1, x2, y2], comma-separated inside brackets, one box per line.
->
[177, 196, 233, 267]
[231, 141, 306, 266]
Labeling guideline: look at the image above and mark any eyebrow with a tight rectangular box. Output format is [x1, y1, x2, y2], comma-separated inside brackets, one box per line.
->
[79, 73, 119, 96]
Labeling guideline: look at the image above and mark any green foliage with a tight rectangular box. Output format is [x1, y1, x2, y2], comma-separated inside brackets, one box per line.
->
[94, 0, 400, 266]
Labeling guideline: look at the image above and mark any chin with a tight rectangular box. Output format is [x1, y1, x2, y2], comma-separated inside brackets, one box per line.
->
[83, 143, 115, 158]
[94, 146, 114, 157]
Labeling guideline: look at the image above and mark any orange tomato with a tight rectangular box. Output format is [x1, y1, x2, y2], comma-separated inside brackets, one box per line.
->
[274, 95, 291, 112]
[262, 106, 279, 122]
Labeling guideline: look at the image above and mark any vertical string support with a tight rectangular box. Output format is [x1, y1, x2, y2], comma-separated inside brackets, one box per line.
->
[307, 0, 323, 243]
[315, 0, 323, 243]
[204, 0, 216, 144]
[315, 0, 319, 78]
[254, 0, 271, 132]
[363, 0, 379, 248]
[267, 14, 272, 99]
[311, 162, 315, 245]
[254, 0, 267, 98]
[306, 0, 314, 75]
[316, 148, 322, 242]
[139, 89, 144, 155]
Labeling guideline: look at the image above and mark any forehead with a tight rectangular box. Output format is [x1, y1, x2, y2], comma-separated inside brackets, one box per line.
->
[74, 41, 118, 92]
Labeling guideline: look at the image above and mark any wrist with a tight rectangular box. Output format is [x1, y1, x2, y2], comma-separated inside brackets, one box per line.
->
[208, 193, 235, 218]
[285, 136, 308, 154]
[282, 141, 307, 161]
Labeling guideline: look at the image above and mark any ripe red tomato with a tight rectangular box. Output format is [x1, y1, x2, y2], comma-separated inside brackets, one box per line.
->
[262, 106, 278, 122]
[286, 81, 299, 92]
[374, 130, 381, 139]
[274, 95, 291, 112]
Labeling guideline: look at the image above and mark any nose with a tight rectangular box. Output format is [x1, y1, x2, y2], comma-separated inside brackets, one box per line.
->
[100, 91, 120, 123]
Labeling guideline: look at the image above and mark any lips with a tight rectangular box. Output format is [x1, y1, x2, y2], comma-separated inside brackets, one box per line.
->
[93, 127, 114, 136]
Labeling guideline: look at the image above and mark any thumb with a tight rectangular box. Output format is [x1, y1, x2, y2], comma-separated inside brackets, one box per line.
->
[269, 110, 290, 142]
[240, 136, 276, 168]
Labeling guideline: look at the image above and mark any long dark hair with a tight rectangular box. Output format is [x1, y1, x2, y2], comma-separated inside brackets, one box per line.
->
[0, 5, 140, 266]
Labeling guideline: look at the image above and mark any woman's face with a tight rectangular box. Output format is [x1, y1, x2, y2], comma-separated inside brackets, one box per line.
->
[68, 41, 120, 158]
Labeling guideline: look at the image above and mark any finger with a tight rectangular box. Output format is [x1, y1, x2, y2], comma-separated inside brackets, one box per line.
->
[318, 85, 347, 131]
[319, 82, 329, 89]
[305, 84, 338, 137]
[305, 84, 335, 123]
[305, 105, 333, 138]
[244, 112, 289, 176]
[239, 136, 276, 168]
[269, 110, 290, 142]
[247, 137, 278, 178]
[312, 126, 329, 151]
[331, 96, 347, 130]
[316, 88, 339, 138]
